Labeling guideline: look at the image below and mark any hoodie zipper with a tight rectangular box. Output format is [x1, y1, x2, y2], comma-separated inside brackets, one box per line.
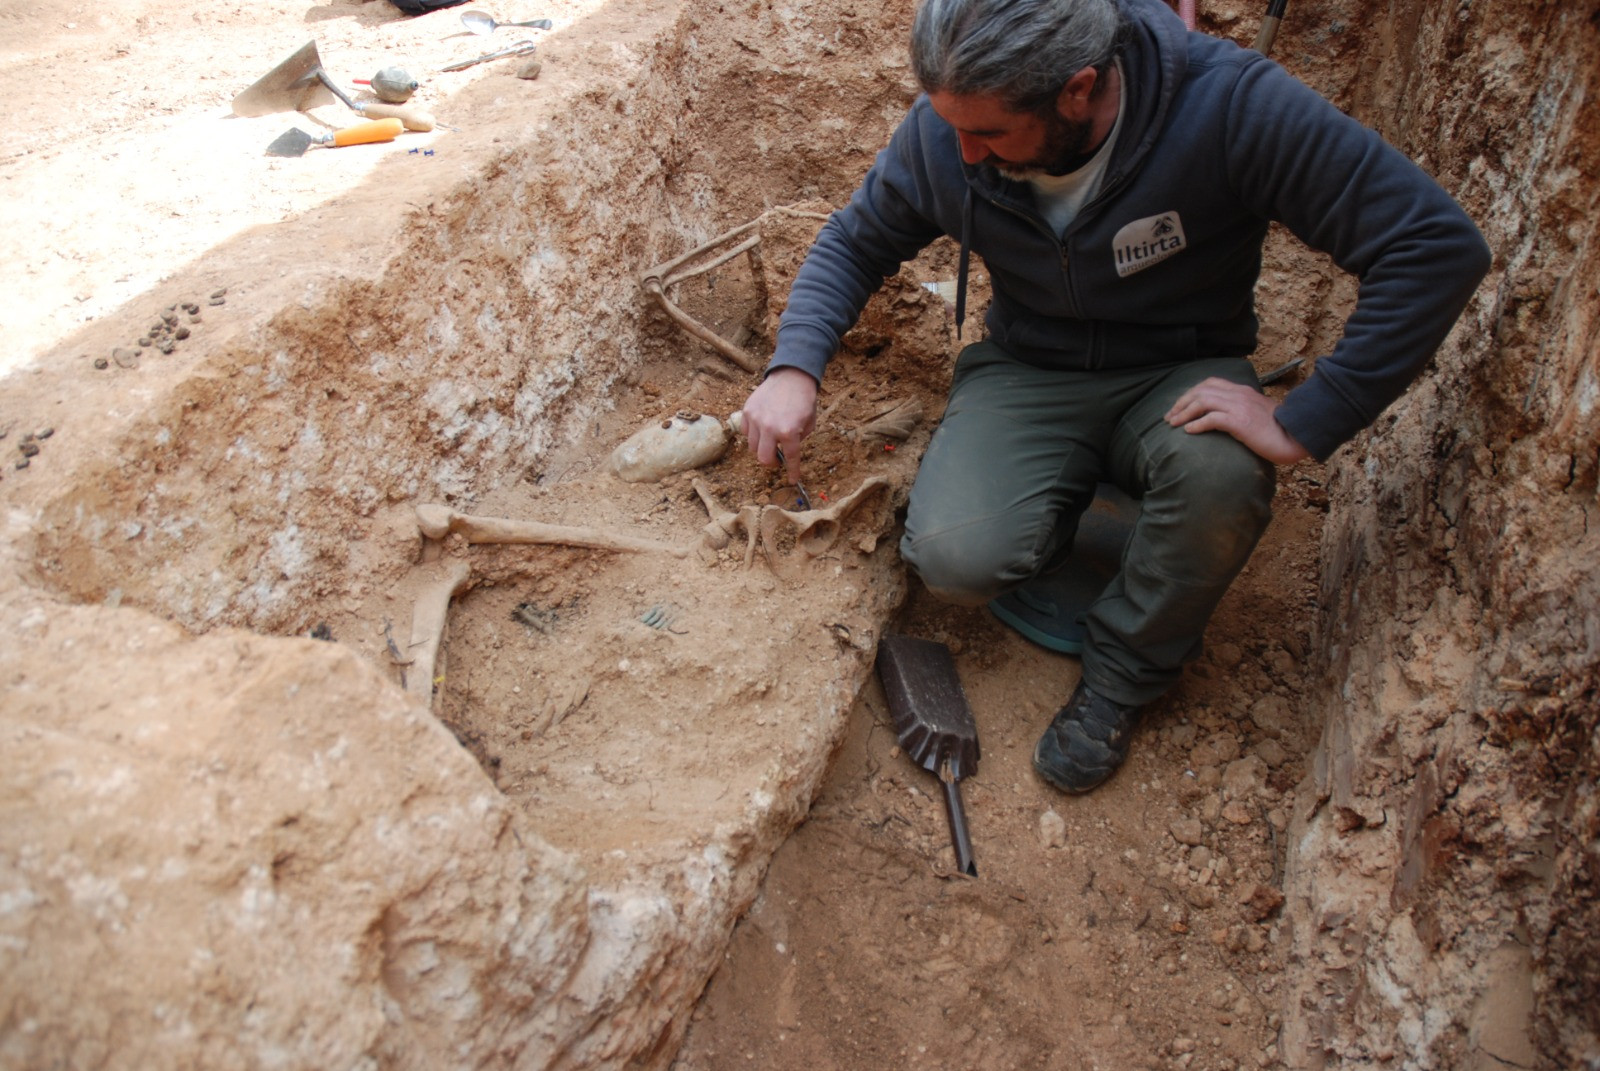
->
[973, 155, 1143, 326]
[974, 181, 1084, 320]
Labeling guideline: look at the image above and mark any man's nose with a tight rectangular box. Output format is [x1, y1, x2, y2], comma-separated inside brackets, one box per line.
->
[955, 131, 990, 165]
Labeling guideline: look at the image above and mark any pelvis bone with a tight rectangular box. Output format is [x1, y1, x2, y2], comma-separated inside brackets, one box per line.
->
[694, 475, 891, 572]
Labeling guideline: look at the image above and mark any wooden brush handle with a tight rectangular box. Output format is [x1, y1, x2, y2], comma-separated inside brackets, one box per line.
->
[359, 103, 436, 132]
[330, 118, 404, 147]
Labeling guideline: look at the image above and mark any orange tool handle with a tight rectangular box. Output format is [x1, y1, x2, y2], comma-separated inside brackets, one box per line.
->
[330, 118, 404, 147]
[359, 103, 436, 132]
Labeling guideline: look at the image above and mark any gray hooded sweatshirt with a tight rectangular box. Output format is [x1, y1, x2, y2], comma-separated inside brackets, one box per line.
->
[768, 0, 1491, 461]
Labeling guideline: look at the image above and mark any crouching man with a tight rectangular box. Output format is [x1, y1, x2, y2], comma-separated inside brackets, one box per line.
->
[741, 0, 1490, 792]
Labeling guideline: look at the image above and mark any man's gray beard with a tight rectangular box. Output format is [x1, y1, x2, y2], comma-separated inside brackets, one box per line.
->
[997, 113, 1097, 179]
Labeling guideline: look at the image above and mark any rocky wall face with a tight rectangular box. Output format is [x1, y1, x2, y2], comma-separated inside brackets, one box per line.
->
[0, 610, 593, 1071]
[1282, 0, 1600, 1065]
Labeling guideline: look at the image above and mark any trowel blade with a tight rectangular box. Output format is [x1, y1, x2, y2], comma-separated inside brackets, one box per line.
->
[233, 41, 338, 118]
[265, 128, 315, 158]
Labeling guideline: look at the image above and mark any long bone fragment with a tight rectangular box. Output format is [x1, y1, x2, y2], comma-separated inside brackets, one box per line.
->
[416, 503, 691, 557]
[407, 559, 472, 705]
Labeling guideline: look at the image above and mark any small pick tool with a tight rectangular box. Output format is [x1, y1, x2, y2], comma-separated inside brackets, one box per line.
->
[876, 634, 981, 876]
[267, 118, 404, 157]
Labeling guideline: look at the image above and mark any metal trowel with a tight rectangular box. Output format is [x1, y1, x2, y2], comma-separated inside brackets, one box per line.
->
[876, 634, 981, 876]
[266, 118, 403, 157]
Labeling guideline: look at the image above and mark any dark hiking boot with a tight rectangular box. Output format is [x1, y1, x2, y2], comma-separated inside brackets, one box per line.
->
[1032, 681, 1142, 793]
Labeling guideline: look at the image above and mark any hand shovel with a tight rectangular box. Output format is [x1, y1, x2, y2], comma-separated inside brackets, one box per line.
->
[234, 41, 437, 131]
[267, 118, 403, 158]
[876, 634, 981, 876]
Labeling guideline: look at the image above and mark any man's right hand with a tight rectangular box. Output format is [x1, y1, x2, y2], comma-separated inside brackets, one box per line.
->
[741, 367, 819, 485]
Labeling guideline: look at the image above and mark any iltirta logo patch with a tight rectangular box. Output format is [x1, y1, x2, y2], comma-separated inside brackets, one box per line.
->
[1112, 212, 1186, 277]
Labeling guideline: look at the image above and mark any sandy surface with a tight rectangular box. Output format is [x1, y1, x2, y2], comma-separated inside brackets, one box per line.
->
[1, 0, 602, 377]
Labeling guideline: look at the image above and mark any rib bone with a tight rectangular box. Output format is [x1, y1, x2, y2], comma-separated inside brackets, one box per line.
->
[407, 559, 472, 706]
[843, 397, 924, 443]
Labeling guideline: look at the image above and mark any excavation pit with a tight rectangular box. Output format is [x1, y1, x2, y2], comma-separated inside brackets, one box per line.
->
[4, 0, 1598, 1067]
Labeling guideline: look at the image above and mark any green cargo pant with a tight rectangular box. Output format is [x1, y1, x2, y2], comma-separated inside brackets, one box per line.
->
[900, 341, 1276, 705]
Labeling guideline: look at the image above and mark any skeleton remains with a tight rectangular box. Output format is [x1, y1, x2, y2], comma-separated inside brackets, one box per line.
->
[415, 476, 891, 570]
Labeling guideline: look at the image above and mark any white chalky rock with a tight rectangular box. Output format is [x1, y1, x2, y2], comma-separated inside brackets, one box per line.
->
[610, 413, 730, 483]
[1039, 808, 1068, 848]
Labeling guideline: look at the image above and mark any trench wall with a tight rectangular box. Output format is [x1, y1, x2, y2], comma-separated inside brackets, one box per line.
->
[1279, 0, 1600, 1065]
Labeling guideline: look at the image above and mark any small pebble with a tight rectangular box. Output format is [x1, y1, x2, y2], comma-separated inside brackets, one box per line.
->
[182, 302, 199, 314]
[93, 357, 109, 370]
[19, 442, 40, 458]
[175, 326, 190, 340]
[138, 337, 151, 347]
[518, 59, 543, 79]
[1171, 817, 1205, 846]
[36, 428, 53, 440]
[112, 347, 140, 368]
[188, 313, 202, 324]
[1038, 808, 1067, 849]
[208, 296, 226, 306]
[1222, 800, 1254, 825]
[1191, 732, 1242, 767]
[1255, 738, 1289, 767]
[158, 342, 175, 354]
[14, 458, 28, 470]
[210, 288, 227, 299]
[1222, 755, 1267, 798]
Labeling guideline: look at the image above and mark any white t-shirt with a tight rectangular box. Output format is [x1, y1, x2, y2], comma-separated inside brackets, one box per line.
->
[1027, 64, 1125, 237]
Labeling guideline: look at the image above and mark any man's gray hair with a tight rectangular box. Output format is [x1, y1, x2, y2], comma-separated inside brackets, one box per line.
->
[910, 0, 1126, 114]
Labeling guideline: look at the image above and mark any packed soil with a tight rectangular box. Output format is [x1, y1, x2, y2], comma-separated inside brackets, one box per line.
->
[672, 500, 1329, 1071]
[0, 0, 1408, 1068]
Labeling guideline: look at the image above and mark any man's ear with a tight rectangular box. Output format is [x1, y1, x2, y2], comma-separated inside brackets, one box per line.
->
[1055, 66, 1099, 120]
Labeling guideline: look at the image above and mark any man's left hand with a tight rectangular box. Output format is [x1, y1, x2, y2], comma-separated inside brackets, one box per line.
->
[1166, 378, 1311, 465]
